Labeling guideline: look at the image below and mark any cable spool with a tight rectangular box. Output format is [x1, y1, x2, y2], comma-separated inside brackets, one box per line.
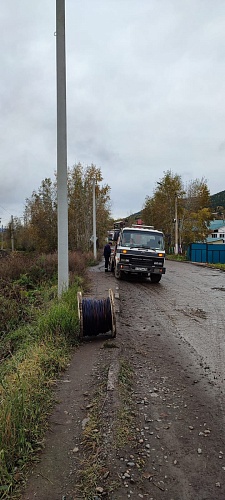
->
[77, 289, 116, 339]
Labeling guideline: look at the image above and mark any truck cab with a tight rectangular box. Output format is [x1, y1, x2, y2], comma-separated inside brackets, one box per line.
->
[111, 224, 166, 283]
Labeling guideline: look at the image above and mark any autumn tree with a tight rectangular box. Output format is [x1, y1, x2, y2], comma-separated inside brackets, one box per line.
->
[182, 207, 212, 246]
[142, 172, 212, 252]
[23, 164, 111, 253]
[182, 178, 210, 212]
[10, 217, 26, 251]
[142, 171, 184, 251]
[68, 163, 111, 251]
[23, 178, 57, 252]
[179, 178, 212, 247]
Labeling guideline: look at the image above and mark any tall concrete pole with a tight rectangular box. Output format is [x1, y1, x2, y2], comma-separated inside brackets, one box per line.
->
[175, 194, 178, 255]
[93, 179, 97, 259]
[11, 215, 14, 252]
[0, 219, 2, 251]
[56, 0, 69, 296]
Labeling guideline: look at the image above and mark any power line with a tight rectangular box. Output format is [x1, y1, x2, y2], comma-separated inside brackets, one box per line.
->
[0, 204, 12, 216]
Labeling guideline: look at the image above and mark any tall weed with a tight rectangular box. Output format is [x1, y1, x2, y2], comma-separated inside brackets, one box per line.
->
[0, 279, 81, 496]
[0, 251, 88, 340]
[38, 292, 79, 346]
[0, 249, 96, 495]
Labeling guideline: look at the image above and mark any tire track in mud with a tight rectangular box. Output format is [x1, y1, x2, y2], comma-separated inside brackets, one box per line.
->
[116, 267, 225, 498]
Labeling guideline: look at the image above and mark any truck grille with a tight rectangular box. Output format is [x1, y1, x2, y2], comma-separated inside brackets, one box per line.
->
[120, 254, 163, 267]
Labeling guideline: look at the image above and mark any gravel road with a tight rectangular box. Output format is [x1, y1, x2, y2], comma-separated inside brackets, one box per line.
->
[21, 259, 225, 500]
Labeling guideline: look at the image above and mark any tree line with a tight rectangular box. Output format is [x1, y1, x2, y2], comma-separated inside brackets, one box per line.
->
[4, 163, 112, 253]
[2, 167, 222, 254]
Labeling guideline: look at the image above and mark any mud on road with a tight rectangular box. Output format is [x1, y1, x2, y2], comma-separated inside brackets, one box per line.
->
[21, 260, 225, 500]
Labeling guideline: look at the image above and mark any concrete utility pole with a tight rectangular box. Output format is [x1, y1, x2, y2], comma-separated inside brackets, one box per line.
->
[56, 0, 69, 296]
[93, 179, 97, 259]
[174, 194, 178, 255]
[11, 215, 14, 252]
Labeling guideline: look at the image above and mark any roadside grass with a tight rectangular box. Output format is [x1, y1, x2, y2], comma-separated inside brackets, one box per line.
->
[166, 254, 188, 262]
[0, 282, 81, 497]
[166, 253, 225, 271]
[0, 251, 90, 498]
[206, 263, 225, 271]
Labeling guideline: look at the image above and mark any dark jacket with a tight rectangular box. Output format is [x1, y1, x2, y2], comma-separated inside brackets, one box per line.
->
[104, 243, 111, 257]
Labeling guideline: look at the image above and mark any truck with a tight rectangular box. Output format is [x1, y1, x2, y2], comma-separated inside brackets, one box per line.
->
[110, 224, 166, 283]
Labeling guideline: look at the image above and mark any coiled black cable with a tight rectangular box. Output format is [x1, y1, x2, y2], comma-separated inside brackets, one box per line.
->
[82, 297, 112, 336]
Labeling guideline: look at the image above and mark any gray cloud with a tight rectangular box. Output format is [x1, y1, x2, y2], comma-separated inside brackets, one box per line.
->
[0, 0, 225, 224]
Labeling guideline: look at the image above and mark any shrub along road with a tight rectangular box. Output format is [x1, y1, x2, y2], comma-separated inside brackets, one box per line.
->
[21, 260, 225, 499]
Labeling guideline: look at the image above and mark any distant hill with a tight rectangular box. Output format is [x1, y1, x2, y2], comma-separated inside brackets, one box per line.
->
[210, 190, 225, 210]
[128, 211, 142, 220]
[126, 191, 225, 220]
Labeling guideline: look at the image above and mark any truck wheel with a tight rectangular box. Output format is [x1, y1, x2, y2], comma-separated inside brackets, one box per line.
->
[115, 266, 122, 280]
[150, 274, 161, 283]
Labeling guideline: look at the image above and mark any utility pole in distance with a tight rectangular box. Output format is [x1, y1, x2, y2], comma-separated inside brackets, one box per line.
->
[1, 224, 3, 250]
[11, 215, 15, 252]
[174, 194, 178, 255]
[56, 0, 69, 296]
[93, 179, 97, 259]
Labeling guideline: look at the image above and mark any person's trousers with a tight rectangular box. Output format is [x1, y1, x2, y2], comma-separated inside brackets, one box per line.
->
[105, 256, 110, 271]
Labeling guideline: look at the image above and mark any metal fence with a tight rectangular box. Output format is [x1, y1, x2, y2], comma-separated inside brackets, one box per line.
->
[187, 243, 225, 264]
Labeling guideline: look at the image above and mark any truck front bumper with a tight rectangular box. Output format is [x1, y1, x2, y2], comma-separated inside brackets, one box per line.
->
[117, 263, 166, 275]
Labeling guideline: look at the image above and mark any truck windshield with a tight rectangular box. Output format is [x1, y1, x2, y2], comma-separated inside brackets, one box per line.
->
[121, 231, 164, 250]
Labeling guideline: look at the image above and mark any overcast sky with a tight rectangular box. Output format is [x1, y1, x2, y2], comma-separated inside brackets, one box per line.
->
[0, 0, 225, 226]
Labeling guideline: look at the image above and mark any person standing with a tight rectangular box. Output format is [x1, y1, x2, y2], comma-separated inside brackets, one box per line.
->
[104, 242, 111, 272]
